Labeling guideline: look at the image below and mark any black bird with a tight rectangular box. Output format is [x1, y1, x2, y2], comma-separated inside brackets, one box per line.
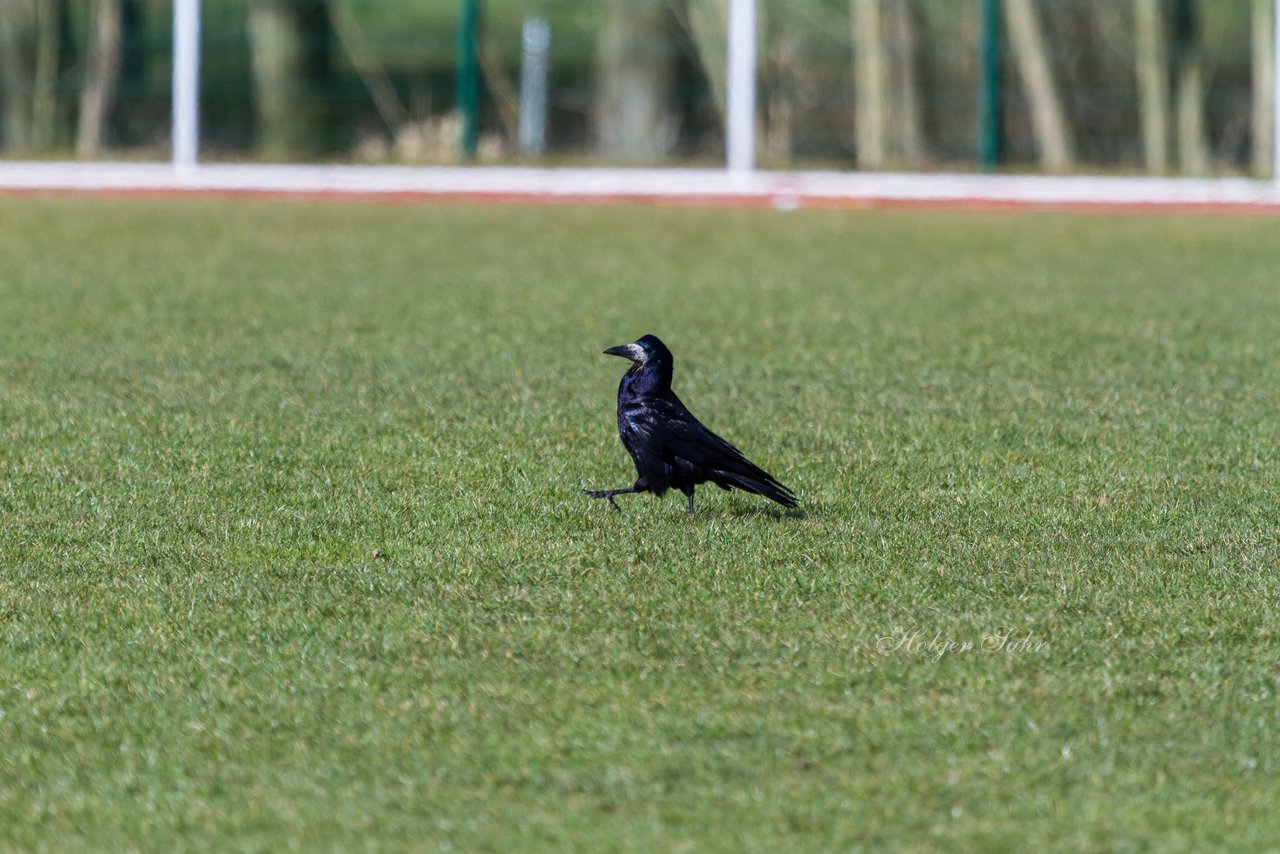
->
[584, 334, 797, 516]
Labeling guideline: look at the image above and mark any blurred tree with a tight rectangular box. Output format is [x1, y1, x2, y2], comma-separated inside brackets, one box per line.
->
[889, 0, 924, 164]
[852, 0, 924, 169]
[761, 4, 803, 164]
[249, 0, 332, 157]
[77, 0, 123, 158]
[330, 0, 404, 132]
[851, 0, 888, 168]
[0, 1, 36, 150]
[597, 0, 679, 160]
[684, 0, 727, 124]
[250, 0, 306, 156]
[1135, 0, 1170, 172]
[1253, 0, 1274, 175]
[479, 26, 519, 145]
[1003, 0, 1073, 170]
[1172, 0, 1206, 174]
[0, 0, 67, 152]
[31, 0, 61, 150]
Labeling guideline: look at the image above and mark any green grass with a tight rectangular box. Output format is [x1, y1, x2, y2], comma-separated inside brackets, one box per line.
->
[2, 196, 1279, 850]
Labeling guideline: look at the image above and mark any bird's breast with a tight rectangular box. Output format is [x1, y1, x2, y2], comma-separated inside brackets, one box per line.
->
[617, 401, 652, 440]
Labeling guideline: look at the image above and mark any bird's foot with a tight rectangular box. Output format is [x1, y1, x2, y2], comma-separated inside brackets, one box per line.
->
[583, 489, 623, 512]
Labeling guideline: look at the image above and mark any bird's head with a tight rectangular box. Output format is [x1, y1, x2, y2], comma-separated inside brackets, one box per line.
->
[603, 334, 670, 368]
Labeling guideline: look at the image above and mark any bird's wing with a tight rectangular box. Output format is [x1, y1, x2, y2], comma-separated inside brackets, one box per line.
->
[646, 399, 749, 465]
[629, 396, 797, 507]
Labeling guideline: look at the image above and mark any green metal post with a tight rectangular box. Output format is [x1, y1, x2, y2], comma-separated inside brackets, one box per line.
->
[977, 0, 1001, 170]
[457, 0, 480, 160]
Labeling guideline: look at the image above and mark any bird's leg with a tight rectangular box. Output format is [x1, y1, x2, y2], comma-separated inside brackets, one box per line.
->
[583, 486, 638, 512]
[683, 488, 695, 517]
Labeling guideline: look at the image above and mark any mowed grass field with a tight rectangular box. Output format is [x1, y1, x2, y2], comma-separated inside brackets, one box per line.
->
[2, 195, 1279, 850]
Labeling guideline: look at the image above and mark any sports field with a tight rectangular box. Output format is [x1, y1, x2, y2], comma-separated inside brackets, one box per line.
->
[2, 195, 1278, 849]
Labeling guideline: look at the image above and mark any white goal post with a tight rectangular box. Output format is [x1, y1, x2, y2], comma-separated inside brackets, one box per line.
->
[1274, 0, 1280, 178]
[172, 0, 201, 174]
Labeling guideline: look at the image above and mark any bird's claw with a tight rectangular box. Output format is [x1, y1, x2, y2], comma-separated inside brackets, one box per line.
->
[582, 489, 623, 512]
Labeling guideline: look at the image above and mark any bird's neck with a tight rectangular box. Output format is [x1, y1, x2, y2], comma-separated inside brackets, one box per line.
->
[621, 361, 672, 398]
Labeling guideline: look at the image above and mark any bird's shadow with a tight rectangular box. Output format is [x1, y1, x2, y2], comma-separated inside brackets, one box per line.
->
[716, 502, 809, 521]
[579, 486, 814, 521]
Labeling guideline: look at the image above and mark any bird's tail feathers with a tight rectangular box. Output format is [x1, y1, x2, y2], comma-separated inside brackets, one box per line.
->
[717, 469, 798, 508]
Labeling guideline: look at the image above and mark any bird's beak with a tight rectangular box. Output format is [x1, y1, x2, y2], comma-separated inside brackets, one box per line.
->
[603, 343, 642, 361]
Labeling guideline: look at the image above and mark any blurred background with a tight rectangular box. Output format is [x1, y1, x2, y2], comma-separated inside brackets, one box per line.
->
[0, 0, 1273, 175]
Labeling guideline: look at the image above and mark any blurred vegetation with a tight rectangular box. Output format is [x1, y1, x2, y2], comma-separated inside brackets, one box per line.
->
[0, 0, 1268, 173]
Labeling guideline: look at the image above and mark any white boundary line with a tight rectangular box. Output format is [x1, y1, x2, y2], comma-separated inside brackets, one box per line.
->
[3, 162, 1280, 211]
